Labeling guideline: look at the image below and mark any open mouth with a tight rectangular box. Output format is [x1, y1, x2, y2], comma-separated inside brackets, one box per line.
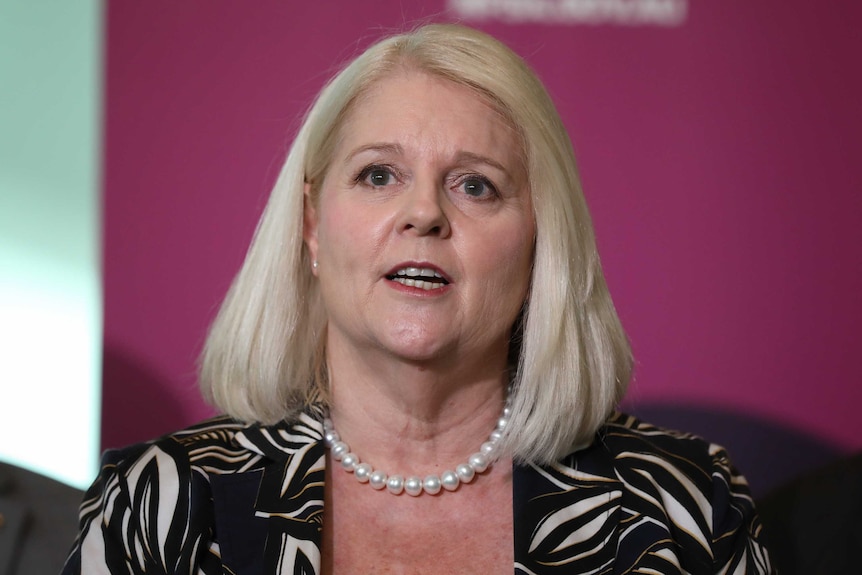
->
[386, 267, 450, 290]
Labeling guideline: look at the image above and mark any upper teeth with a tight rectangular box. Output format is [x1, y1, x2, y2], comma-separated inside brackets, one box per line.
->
[391, 267, 447, 290]
[396, 267, 443, 279]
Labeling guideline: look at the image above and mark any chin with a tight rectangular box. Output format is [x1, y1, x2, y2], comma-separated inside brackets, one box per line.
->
[379, 330, 456, 364]
[384, 342, 452, 364]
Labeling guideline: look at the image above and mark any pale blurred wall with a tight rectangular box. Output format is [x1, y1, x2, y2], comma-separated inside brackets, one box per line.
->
[0, 1, 102, 489]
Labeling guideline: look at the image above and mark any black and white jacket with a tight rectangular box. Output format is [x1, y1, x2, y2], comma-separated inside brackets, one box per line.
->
[62, 406, 773, 574]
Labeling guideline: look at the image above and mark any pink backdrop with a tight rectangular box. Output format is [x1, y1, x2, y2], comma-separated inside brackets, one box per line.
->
[102, 1, 862, 491]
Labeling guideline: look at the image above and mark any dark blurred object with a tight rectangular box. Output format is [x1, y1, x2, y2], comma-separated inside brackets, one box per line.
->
[757, 452, 862, 575]
[627, 403, 844, 497]
[0, 461, 83, 575]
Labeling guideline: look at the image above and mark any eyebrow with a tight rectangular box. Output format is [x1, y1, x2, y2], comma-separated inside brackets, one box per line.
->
[453, 151, 510, 175]
[345, 144, 512, 176]
[345, 143, 403, 162]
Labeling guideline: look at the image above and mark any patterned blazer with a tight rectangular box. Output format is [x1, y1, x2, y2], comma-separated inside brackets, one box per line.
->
[62, 407, 773, 574]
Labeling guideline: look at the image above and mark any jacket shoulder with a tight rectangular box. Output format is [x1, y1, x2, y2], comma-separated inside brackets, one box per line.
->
[598, 411, 724, 471]
[543, 412, 773, 573]
[100, 415, 254, 474]
[590, 411, 749, 517]
[62, 416, 260, 574]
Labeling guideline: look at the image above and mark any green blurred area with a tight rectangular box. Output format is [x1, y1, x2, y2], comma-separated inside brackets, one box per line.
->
[0, 0, 102, 488]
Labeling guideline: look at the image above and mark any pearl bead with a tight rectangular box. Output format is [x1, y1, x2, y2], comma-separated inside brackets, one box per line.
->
[341, 453, 359, 471]
[354, 463, 373, 482]
[469, 452, 489, 473]
[387, 475, 404, 495]
[456, 463, 475, 483]
[440, 470, 460, 491]
[369, 471, 387, 490]
[331, 441, 348, 460]
[405, 476, 423, 496]
[323, 399, 509, 496]
[423, 475, 442, 495]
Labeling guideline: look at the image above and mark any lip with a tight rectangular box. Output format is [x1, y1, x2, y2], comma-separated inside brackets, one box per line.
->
[384, 261, 453, 293]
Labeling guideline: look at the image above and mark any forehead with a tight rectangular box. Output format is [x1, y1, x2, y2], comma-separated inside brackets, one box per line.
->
[336, 70, 523, 162]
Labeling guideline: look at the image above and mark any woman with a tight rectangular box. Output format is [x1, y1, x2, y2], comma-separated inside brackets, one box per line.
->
[64, 24, 773, 574]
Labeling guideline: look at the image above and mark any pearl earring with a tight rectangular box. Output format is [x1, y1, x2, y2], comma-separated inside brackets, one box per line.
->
[312, 260, 318, 270]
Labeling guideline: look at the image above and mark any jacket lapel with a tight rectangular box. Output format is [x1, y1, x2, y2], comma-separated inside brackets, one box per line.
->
[213, 410, 326, 575]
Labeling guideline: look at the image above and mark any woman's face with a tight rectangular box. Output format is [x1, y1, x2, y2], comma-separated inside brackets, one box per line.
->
[304, 71, 535, 369]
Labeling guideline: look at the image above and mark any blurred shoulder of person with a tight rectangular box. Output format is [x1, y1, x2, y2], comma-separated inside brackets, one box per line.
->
[758, 452, 862, 575]
[0, 461, 83, 575]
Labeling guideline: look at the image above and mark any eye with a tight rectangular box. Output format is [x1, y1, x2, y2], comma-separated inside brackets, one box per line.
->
[357, 165, 395, 187]
[458, 175, 497, 199]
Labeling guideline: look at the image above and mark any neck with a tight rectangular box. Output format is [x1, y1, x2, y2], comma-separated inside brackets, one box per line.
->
[323, 335, 510, 476]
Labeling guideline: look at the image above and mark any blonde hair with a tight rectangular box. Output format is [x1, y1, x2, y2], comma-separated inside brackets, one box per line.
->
[200, 23, 632, 464]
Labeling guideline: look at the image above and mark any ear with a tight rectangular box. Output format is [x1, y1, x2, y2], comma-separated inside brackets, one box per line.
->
[303, 182, 319, 274]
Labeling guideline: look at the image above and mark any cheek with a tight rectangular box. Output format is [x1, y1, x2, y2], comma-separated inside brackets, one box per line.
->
[318, 201, 364, 252]
[481, 225, 535, 297]
[317, 201, 391, 273]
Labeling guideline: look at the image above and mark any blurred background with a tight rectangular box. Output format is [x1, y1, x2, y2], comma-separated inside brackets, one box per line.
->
[2, 0, 860, 502]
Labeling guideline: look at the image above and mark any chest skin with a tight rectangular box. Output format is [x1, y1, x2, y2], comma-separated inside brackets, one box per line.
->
[321, 456, 515, 574]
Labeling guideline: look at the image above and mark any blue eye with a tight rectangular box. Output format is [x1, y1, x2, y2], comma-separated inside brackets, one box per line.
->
[368, 169, 391, 186]
[358, 166, 394, 187]
[461, 176, 496, 198]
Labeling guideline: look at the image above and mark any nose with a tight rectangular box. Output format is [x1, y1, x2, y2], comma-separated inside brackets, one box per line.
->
[397, 177, 451, 238]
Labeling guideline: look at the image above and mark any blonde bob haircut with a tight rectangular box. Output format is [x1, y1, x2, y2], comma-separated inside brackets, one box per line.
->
[200, 23, 632, 465]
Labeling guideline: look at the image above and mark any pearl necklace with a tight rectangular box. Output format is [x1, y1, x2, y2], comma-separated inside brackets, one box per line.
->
[323, 406, 511, 496]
